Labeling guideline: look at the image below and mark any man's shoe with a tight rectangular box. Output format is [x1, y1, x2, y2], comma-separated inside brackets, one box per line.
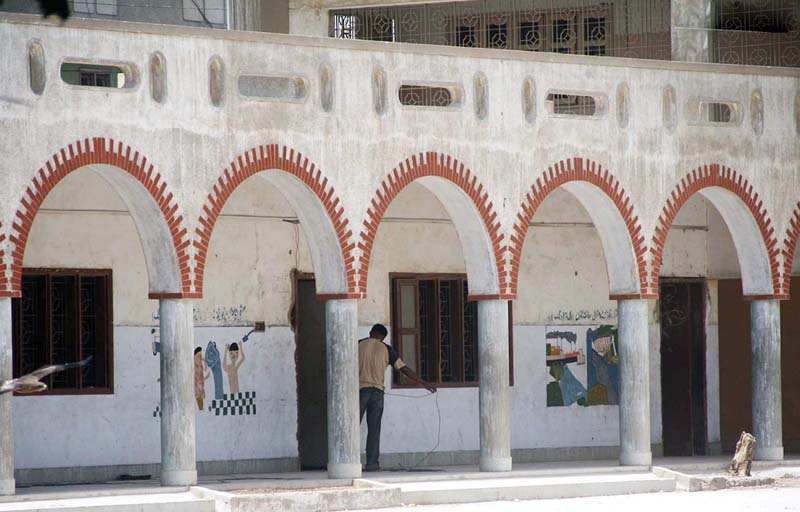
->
[363, 463, 380, 472]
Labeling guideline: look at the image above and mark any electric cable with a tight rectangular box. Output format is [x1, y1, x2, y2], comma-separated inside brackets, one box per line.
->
[382, 390, 441, 472]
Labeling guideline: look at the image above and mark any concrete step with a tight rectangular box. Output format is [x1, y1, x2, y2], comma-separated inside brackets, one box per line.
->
[0, 491, 215, 512]
[193, 484, 400, 512]
[397, 471, 676, 505]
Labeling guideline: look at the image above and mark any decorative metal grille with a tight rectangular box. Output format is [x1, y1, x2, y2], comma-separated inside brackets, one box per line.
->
[713, 0, 800, 67]
[419, 279, 430, 381]
[330, 0, 672, 60]
[463, 281, 476, 382]
[330, 0, 800, 67]
[439, 280, 452, 381]
[398, 85, 454, 107]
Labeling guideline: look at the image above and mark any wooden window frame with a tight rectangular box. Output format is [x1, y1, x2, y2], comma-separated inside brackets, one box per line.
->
[390, 272, 514, 389]
[12, 268, 114, 396]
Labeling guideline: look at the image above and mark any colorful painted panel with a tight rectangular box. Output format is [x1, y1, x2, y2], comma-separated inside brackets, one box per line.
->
[546, 325, 619, 407]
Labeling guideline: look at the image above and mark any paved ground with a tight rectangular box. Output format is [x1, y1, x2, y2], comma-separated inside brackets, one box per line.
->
[372, 479, 800, 511]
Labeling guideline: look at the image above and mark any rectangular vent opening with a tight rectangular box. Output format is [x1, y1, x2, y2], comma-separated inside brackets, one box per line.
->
[398, 85, 460, 108]
[60, 62, 135, 89]
[701, 101, 736, 124]
[238, 75, 307, 101]
[546, 93, 601, 116]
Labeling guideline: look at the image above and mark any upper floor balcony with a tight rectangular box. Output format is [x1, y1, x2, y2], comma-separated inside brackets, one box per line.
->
[0, 11, 799, 302]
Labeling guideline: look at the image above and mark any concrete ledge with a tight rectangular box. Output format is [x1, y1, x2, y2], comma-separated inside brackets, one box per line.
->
[0, 491, 214, 512]
[396, 472, 676, 505]
[15, 458, 299, 487]
[191, 483, 400, 512]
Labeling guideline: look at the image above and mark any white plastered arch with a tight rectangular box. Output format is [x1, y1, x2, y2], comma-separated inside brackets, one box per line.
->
[416, 176, 500, 296]
[93, 164, 183, 295]
[700, 187, 773, 296]
[256, 172, 348, 295]
[561, 181, 641, 296]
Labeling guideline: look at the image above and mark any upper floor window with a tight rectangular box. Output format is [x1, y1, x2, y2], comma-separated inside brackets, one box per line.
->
[60, 63, 128, 88]
[12, 269, 113, 394]
[391, 274, 513, 387]
[183, 0, 225, 26]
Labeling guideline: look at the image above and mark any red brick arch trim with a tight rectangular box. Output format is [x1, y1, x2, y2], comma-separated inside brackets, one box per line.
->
[651, 163, 782, 298]
[194, 144, 357, 297]
[508, 157, 649, 300]
[7, 137, 193, 298]
[0, 230, 7, 297]
[780, 205, 800, 297]
[357, 151, 506, 299]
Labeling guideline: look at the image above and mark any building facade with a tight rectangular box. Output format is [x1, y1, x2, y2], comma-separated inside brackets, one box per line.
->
[0, 0, 799, 494]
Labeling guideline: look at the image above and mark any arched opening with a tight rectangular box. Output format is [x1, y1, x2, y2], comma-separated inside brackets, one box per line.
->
[355, 152, 504, 467]
[193, 145, 354, 471]
[508, 157, 644, 461]
[652, 164, 782, 458]
[7, 138, 188, 479]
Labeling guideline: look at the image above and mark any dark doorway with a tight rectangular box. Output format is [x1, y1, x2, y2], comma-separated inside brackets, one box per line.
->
[660, 279, 707, 456]
[295, 274, 328, 470]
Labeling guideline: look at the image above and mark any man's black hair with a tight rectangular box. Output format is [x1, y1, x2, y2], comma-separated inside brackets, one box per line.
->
[370, 324, 388, 338]
[229, 342, 239, 351]
[194, 347, 202, 355]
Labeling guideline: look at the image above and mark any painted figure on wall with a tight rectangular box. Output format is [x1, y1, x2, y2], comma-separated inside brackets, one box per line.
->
[586, 325, 620, 406]
[194, 346, 210, 410]
[151, 328, 161, 356]
[547, 361, 587, 406]
[205, 341, 224, 400]
[223, 342, 246, 394]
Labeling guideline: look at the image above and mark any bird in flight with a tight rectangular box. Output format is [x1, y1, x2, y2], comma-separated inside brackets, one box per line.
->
[0, 356, 93, 395]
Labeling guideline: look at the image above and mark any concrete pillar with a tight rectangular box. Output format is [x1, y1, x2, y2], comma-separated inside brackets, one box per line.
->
[325, 299, 361, 479]
[0, 298, 14, 495]
[671, 0, 713, 62]
[477, 300, 511, 472]
[159, 299, 197, 486]
[617, 299, 652, 466]
[751, 299, 783, 461]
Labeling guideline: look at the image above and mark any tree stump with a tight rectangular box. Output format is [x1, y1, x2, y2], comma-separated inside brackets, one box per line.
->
[728, 431, 756, 476]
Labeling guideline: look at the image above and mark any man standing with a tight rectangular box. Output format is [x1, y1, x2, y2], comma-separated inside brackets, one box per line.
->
[359, 324, 436, 471]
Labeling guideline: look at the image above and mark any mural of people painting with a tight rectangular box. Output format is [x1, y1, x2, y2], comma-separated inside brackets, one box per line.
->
[194, 346, 210, 410]
[586, 325, 620, 406]
[223, 342, 246, 394]
[545, 325, 619, 407]
[205, 341, 224, 400]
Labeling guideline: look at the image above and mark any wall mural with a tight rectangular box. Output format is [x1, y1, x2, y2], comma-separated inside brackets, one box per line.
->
[150, 309, 258, 417]
[545, 325, 619, 407]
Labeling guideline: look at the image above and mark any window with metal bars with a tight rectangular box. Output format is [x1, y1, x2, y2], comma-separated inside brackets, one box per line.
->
[391, 274, 513, 387]
[12, 269, 113, 394]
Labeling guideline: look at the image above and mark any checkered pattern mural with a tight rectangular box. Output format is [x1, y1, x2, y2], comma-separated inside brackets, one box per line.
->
[209, 391, 257, 416]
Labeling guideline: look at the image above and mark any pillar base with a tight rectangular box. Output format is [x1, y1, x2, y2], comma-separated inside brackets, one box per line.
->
[754, 446, 783, 461]
[327, 463, 362, 479]
[160, 469, 197, 487]
[620, 450, 652, 467]
[0, 478, 15, 496]
[480, 456, 512, 472]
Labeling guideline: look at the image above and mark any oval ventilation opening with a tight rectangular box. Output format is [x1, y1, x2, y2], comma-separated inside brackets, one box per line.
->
[546, 93, 604, 117]
[398, 84, 461, 108]
[60, 61, 137, 89]
[238, 75, 307, 101]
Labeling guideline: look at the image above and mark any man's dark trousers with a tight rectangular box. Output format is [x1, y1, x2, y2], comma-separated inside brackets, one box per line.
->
[359, 387, 384, 466]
